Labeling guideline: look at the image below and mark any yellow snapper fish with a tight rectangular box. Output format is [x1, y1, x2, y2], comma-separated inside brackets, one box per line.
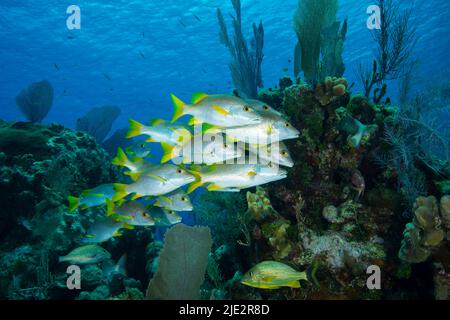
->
[112, 147, 158, 179]
[150, 207, 183, 227]
[106, 200, 155, 226]
[68, 184, 116, 212]
[58, 244, 111, 265]
[113, 165, 195, 201]
[170, 93, 261, 127]
[186, 163, 287, 193]
[159, 134, 243, 165]
[125, 141, 153, 158]
[247, 141, 294, 168]
[126, 118, 192, 145]
[207, 111, 299, 145]
[241, 261, 309, 289]
[153, 189, 193, 211]
[81, 217, 134, 243]
[246, 99, 283, 118]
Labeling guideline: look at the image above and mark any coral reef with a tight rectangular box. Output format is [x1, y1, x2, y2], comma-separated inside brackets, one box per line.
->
[15, 80, 54, 123]
[0, 120, 152, 300]
[399, 196, 448, 263]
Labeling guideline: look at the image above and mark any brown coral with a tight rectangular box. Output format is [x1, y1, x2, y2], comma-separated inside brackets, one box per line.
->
[315, 77, 348, 106]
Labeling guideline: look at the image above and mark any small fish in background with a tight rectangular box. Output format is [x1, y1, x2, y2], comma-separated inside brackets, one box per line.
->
[112, 165, 195, 201]
[82, 217, 134, 243]
[58, 245, 111, 265]
[241, 261, 309, 289]
[178, 18, 187, 28]
[126, 118, 192, 146]
[125, 142, 153, 159]
[17, 217, 32, 231]
[351, 170, 365, 200]
[54, 63, 60, 71]
[112, 147, 156, 178]
[153, 189, 193, 212]
[103, 73, 112, 81]
[282, 67, 289, 72]
[170, 93, 262, 127]
[193, 14, 201, 22]
[106, 200, 155, 227]
[150, 207, 182, 227]
[102, 254, 127, 278]
[138, 50, 146, 59]
[67, 35, 76, 40]
[142, 32, 145, 38]
[68, 183, 116, 212]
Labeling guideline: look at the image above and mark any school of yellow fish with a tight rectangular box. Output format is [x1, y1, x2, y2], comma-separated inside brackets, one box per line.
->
[67, 92, 299, 250]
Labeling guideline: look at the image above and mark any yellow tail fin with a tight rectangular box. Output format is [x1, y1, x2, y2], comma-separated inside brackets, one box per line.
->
[171, 94, 186, 123]
[113, 184, 129, 201]
[68, 196, 80, 212]
[126, 119, 144, 138]
[112, 147, 129, 167]
[106, 199, 115, 216]
[160, 142, 175, 164]
[186, 171, 202, 194]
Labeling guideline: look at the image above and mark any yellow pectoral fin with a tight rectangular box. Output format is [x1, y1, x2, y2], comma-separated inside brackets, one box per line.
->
[191, 92, 208, 104]
[106, 199, 115, 216]
[159, 196, 173, 204]
[128, 172, 142, 182]
[247, 171, 257, 177]
[113, 231, 123, 237]
[187, 180, 203, 194]
[122, 223, 135, 230]
[286, 280, 301, 288]
[211, 104, 230, 115]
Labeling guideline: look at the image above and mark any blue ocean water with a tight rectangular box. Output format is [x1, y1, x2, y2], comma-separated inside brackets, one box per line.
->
[0, 0, 449, 135]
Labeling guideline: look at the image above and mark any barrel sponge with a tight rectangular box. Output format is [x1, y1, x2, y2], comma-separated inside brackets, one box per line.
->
[146, 224, 212, 300]
[76, 106, 121, 143]
[16, 80, 54, 123]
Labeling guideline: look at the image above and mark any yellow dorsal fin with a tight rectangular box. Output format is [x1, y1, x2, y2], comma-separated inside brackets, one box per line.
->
[211, 104, 230, 115]
[131, 193, 143, 201]
[188, 117, 202, 126]
[113, 231, 123, 237]
[122, 223, 135, 230]
[191, 92, 209, 104]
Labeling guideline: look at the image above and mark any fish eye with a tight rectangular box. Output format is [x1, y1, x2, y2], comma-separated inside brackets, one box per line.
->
[243, 106, 250, 112]
[181, 197, 187, 201]
[140, 144, 145, 148]
[285, 122, 290, 127]
[263, 105, 269, 110]
[177, 169, 183, 174]
[223, 143, 228, 148]
[281, 150, 288, 156]
[268, 162, 274, 168]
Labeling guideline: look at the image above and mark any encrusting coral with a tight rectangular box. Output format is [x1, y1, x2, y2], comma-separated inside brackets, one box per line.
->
[399, 196, 448, 263]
